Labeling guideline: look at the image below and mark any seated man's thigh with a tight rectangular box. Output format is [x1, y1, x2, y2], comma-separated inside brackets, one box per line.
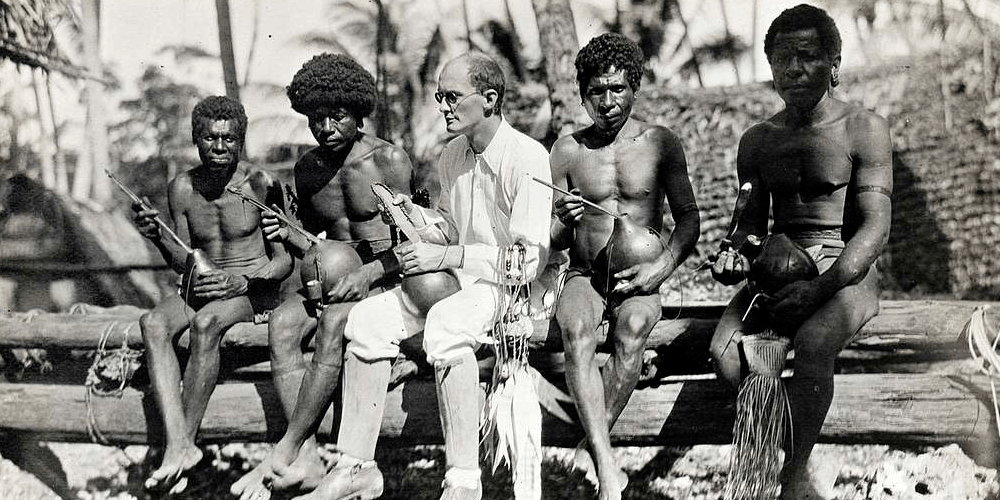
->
[794, 265, 879, 360]
[345, 288, 421, 362]
[555, 275, 605, 338]
[195, 295, 255, 328]
[423, 282, 500, 363]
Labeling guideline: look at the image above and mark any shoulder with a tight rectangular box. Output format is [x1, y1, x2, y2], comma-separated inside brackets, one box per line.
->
[367, 135, 412, 168]
[738, 121, 776, 149]
[844, 104, 890, 137]
[636, 121, 683, 150]
[294, 147, 324, 172]
[503, 126, 549, 173]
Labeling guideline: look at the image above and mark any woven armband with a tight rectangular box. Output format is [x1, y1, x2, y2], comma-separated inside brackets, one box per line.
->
[857, 185, 891, 197]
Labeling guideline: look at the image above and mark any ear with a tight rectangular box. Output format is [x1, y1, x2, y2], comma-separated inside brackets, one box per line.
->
[482, 89, 500, 114]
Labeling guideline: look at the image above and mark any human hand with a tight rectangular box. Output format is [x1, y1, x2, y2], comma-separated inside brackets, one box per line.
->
[553, 189, 584, 227]
[389, 192, 426, 227]
[260, 205, 290, 242]
[325, 266, 375, 303]
[192, 269, 249, 300]
[766, 279, 828, 331]
[132, 200, 161, 241]
[613, 261, 669, 296]
[710, 247, 750, 286]
[395, 241, 448, 275]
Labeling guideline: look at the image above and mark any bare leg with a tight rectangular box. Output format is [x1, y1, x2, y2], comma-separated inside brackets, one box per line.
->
[557, 276, 625, 500]
[270, 301, 353, 490]
[709, 286, 753, 389]
[182, 296, 253, 440]
[780, 267, 879, 499]
[233, 296, 318, 500]
[140, 294, 202, 492]
[292, 353, 389, 500]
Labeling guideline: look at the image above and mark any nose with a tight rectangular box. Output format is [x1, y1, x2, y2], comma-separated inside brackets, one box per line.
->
[784, 56, 804, 77]
[320, 117, 336, 133]
[438, 97, 451, 114]
[211, 137, 225, 151]
[600, 90, 614, 109]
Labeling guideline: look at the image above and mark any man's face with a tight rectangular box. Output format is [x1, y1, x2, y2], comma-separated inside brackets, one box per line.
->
[195, 119, 241, 170]
[769, 28, 839, 110]
[582, 67, 634, 132]
[308, 107, 361, 152]
[436, 62, 486, 135]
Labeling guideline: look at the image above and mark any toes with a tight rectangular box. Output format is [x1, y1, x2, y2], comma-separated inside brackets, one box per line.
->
[167, 476, 189, 496]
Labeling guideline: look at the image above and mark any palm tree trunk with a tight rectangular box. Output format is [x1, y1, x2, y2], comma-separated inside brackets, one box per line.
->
[462, 0, 473, 51]
[214, 0, 241, 102]
[76, 0, 111, 204]
[531, 0, 583, 147]
[242, 0, 261, 87]
[374, 0, 390, 139]
[938, 0, 952, 130]
[718, 0, 741, 84]
[671, 1, 704, 87]
[31, 68, 57, 191]
[44, 72, 69, 194]
[750, 0, 758, 82]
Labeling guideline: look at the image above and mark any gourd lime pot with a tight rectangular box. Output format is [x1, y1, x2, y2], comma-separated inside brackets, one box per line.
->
[747, 233, 819, 297]
[180, 248, 219, 307]
[592, 213, 666, 296]
[402, 270, 461, 315]
[300, 240, 364, 300]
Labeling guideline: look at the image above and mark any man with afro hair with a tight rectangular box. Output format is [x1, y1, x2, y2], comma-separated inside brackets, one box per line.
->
[133, 95, 292, 495]
[229, 53, 415, 500]
[550, 33, 700, 500]
[710, 5, 891, 498]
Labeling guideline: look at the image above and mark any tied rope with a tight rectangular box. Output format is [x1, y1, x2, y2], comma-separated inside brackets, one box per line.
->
[481, 243, 542, 500]
[85, 321, 144, 444]
[966, 305, 1000, 444]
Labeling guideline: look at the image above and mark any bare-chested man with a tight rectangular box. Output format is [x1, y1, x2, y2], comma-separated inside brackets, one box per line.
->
[709, 5, 892, 499]
[229, 53, 412, 500]
[550, 33, 700, 500]
[134, 96, 293, 495]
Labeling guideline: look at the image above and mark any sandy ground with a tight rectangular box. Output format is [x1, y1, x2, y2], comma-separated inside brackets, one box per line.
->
[1, 440, 997, 500]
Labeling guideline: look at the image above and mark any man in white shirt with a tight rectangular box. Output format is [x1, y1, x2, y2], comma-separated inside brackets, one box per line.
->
[296, 52, 552, 500]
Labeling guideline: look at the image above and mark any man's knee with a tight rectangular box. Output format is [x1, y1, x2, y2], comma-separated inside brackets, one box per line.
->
[140, 311, 172, 344]
[189, 312, 223, 350]
[709, 328, 742, 389]
[343, 300, 401, 361]
[314, 304, 350, 362]
[268, 302, 308, 345]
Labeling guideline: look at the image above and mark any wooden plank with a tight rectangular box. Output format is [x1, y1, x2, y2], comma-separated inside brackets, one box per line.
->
[1, 300, 995, 352]
[0, 373, 993, 451]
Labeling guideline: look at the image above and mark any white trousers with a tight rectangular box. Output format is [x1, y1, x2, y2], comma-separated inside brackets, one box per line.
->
[344, 277, 500, 365]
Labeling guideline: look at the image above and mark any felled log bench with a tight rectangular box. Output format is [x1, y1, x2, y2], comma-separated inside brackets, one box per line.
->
[0, 300, 997, 465]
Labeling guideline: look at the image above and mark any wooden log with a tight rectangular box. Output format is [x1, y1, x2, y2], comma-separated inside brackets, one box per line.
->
[0, 373, 994, 454]
[0, 300, 994, 353]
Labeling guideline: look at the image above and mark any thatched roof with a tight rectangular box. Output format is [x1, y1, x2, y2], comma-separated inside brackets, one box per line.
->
[0, 0, 91, 78]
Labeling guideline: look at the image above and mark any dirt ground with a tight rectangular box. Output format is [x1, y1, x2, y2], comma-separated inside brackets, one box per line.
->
[1, 440, 997, 500]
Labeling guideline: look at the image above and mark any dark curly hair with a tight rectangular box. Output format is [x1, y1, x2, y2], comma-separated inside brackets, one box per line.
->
[191, 95, 247, 144]
[764, 4, 841, 62]
[575, 33, 645, 97]
[287, 53, 376, 119]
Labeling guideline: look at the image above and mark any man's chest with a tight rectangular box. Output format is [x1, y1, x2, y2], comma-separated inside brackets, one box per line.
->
[186, 193, 260, 241]
[757, 129, 854, 195]
[568, 143, 660, 200]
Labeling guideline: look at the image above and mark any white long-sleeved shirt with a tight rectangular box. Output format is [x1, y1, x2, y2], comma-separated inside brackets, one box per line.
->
[417, 119, 552, 285]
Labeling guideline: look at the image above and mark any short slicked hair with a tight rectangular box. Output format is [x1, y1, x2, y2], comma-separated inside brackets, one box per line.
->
[764, 4, 842, 62]
[575, 33, 645, 97]
[464, 52, 506, 114]
[191, 95, 247, 144]
[287, 53, 377, 119]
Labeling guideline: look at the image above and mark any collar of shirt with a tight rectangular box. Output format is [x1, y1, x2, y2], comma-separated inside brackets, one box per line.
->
[468, 118, 516, 176]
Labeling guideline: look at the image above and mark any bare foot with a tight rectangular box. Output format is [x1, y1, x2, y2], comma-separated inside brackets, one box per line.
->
[268, 439, 327, 491]
[573, 447, 628, 493]
[290, 458, 383, 500]
[144, 445, 203, 495]
[779, 459, 837, 500]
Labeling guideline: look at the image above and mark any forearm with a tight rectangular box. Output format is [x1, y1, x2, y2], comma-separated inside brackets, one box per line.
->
[550, 218, 573, 251]
[154, 238, 189, 275]
[812, 223, 887, 296]
[665, 209, 700, 271]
